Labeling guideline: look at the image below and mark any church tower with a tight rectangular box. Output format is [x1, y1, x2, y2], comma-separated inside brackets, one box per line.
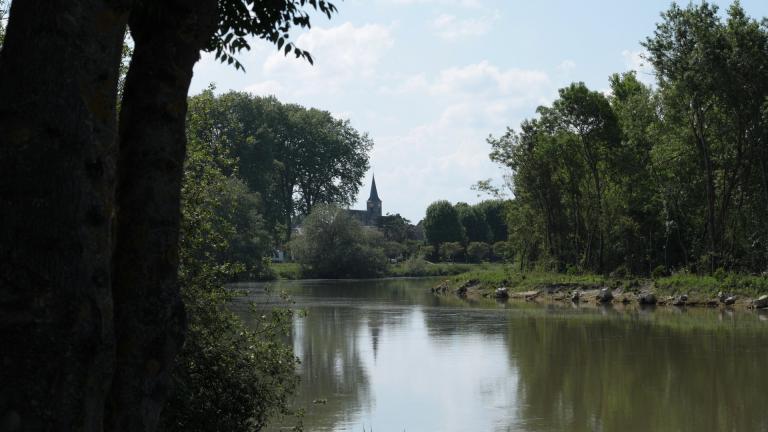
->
[366, 175, 382, 224]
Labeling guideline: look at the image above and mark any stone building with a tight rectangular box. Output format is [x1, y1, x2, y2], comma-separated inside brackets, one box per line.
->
[348, 176, 382, 226]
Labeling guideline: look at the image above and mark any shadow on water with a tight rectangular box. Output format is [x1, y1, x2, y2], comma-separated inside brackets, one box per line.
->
[232, 279, 768, 432]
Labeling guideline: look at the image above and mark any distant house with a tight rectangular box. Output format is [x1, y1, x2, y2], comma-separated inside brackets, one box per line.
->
[347, 175, 382, 227]
[271, 248, 286, 263]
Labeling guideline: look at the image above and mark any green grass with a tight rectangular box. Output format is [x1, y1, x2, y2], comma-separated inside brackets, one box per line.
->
[387, 258, 477, 277]
[446, 267, 608, 293]
[654, 272, 768, 297]
[269, 262, 302, 280]
[268, 260, 768, 300]
[439, 265, 768, 299]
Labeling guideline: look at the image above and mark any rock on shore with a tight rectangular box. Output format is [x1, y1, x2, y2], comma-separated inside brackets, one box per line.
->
[638, 293, 657, 305]
[596, 288, 613, 303]
[430, 279, 768, 312]
[752, 295, 768, 309]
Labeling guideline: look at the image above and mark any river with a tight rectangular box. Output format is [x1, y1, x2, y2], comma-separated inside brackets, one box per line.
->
[231, 278, 768, 432]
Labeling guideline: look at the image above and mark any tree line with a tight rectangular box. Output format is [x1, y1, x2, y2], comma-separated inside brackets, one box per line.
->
[422, 199, 510, 262]
[183, 89, 374, 277]
[483, 2, 768, 276]
[155, 97, 311, 430]
[187, 88, 372, 247]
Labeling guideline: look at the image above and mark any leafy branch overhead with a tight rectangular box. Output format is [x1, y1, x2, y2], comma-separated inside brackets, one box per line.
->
[210, 0, 338, 70]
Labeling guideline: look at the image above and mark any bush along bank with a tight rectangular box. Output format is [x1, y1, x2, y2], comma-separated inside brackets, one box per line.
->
[431, 269, 768, 310]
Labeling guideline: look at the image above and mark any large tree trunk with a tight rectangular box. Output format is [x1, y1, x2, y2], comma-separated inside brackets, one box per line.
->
[107, 1, 217, 430]
[0, 0, 127, 429]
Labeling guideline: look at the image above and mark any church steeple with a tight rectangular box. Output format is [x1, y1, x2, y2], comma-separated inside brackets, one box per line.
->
[366, 175, 382, 223]
[368, 175, 381, 203]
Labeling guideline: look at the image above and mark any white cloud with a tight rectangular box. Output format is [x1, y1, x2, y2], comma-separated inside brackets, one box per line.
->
[253, 22, 394, 97]
[202, 32, 568, 220]
[244, 80, 283, 96]
[363, 60, 565, 218]
[331, 111, 353, 121]
[431, 14, 493, 40]
[432, 61, 549, 97]
[382, 0, 482, 7]
[379, 74, 429, 95]
[387, 61, 550, 103]
[369, 102, 508, 217]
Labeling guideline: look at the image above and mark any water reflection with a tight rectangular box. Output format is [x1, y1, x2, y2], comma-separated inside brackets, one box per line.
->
[232, 279, 768, 432]
[506, 315, 768, 432]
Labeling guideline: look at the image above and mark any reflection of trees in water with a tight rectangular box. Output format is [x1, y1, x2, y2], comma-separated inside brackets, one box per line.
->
[287, 306, 371, 431]
[245, 279, 768, 432]
[275, 302, 412, 431]
[285, 278, 438, 305]
[505, 313, 768, 432]
[421, 308, 507, 341]
[419, 302, 557, 342]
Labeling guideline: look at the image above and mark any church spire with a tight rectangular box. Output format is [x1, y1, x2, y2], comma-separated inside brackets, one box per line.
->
[368, 175, 381, 203]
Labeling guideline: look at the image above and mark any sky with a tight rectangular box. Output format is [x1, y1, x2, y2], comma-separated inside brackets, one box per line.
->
[189, 0, 768, 223]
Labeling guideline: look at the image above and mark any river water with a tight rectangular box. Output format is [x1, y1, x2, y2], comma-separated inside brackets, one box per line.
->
[231, 278, 768, 432]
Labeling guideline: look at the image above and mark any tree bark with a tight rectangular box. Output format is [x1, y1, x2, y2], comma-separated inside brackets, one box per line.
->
[0, 0, 127, 429]
[107, 1, 217, 430]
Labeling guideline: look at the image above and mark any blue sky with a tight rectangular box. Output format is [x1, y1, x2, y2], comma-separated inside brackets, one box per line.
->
[190, 0, 768, 223]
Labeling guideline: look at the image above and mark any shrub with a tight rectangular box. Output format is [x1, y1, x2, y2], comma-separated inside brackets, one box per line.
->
[610, 264, 629, 278]
[383, 240, 406, 260]
[565, 264, 582, 275]
[713, 267, 727, 282]
[166, 138, 300, 431]
[439, 242, 465, 262]
[467, 242, 491, 262]
[162, 293, 299, 432]
[290, 204, 387, 278]
[418, 244, 436, 260]
[492, 241, 513, 262]
[652, 265, 667, 279]
[398, 256, 428, 275]
[389, 257, 472, 277]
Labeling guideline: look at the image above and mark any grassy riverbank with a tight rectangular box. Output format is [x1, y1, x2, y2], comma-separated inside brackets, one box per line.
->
[433, 265, 768, 308]
[270, 261, 768, 306]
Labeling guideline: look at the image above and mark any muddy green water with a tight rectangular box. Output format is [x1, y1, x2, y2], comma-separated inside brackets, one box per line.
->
[231, 278, 768, 432]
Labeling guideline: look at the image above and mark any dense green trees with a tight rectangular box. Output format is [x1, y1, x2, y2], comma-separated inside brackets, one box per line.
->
[290, 205, 387, 278]
[379, 213, 414, 243]
[455, 202, 492, 243]
[467, 242, 491, 262]
[180, 107, 274, 281]
[439, 242, 465, 262]
[644, 1, 768, 273]
[422, 200, 509, 262]
[163, 131, 297, 432]
[489, 2, 768, 276]
[170, 77, 377, 430]
[424, 200, 467, 246]
[186, 90, 372, 244]
[474, 200, 509, 243]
